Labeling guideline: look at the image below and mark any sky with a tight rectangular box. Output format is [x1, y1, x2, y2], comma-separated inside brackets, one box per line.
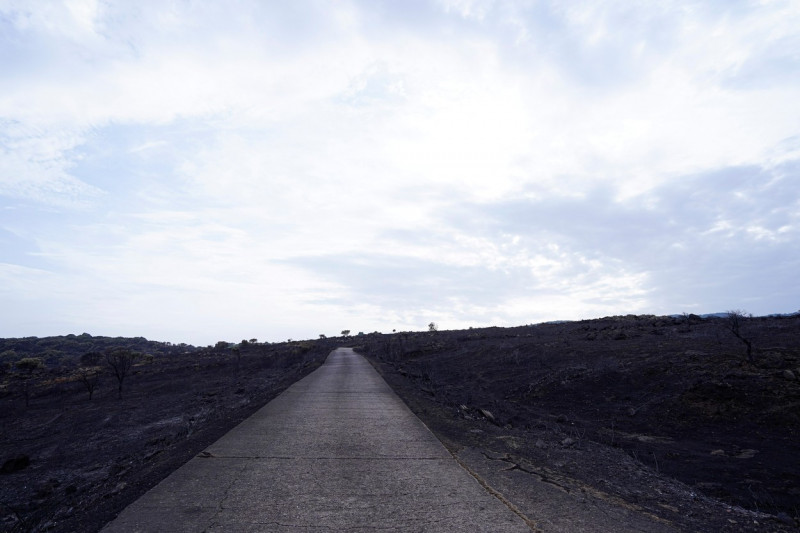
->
[1, 0, 799, 346]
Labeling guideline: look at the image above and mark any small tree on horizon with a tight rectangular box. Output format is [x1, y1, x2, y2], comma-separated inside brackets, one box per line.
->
[428, 322, 438, 332]
[341, 330, 351, 337]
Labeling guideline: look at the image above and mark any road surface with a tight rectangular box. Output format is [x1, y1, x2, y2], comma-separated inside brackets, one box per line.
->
[102, 348, 531, 532]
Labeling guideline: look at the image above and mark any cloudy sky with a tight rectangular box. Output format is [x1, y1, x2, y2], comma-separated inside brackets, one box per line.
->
[1, 1, 798, 345]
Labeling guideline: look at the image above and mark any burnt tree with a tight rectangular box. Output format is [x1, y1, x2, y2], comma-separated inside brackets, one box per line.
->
[725, 310, 754, 364]
[105, 348, 136, 399]
[78, 367, 101, 400]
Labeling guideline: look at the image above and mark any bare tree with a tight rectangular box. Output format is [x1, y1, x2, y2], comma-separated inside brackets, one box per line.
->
[105, 349, 136, 399]
[78, 368, 100, 400]
[232, 346, 241, 372]
[15, 358, 43, 407]
[725, 309, 754, 364]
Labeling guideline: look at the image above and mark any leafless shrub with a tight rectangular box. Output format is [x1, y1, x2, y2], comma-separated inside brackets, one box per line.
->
[105, 348, 136, 399]
[78, 367, 101, 400]
[15, 357, 43, 407]
[725, 310, 754, 364]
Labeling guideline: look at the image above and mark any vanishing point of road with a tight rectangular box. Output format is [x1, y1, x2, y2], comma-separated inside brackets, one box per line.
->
[102, 348, 531, 532]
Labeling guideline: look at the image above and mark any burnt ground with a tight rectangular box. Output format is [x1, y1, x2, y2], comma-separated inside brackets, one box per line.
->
[0, 337, 335, 532]
[354, 314, 800, 532]
[1, 314, 798, 532]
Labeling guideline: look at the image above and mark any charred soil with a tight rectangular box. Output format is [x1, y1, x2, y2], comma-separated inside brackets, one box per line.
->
[356, 314, 800, 531]
[2, 314, 799, 532]
[0, 337, 334, 532]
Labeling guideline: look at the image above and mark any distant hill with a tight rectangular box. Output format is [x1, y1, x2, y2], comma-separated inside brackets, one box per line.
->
[0, 333, 199, 368]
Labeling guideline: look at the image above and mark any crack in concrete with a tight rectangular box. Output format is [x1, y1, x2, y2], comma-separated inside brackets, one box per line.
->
[249, 520, 443, 531]
[449, 451, 542, 532]
[478, 450, 675, 528]
[201, 459, 249, 533]
[481, 451, 573, 494]
[199, 454, 449, 461]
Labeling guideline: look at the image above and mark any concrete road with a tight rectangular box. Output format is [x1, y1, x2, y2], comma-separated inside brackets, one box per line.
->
[102, 348, 531, 532]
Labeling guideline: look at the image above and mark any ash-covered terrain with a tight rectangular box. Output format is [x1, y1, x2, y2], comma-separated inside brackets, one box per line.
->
[2, 312, 799, 532]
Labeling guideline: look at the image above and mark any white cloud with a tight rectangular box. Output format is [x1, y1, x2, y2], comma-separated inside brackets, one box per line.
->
[437, 0, 498, 21]
[0, 123, 102, 206]
[1, 1, 799, 341]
